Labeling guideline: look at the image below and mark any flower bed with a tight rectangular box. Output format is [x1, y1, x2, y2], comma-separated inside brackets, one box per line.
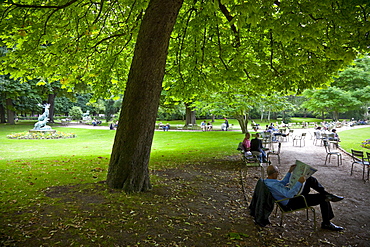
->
[7, 131, 76, 139]
[361, 139, 370, 149]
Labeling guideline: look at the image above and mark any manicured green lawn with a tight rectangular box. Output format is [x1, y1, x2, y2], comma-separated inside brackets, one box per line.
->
[337, 127, 370, 154]
[0, 123, 244, 211]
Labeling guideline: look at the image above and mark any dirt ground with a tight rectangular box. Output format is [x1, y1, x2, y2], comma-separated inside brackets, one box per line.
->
[1, 126, 370, 246]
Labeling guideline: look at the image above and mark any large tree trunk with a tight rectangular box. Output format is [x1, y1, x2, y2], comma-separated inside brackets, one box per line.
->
[0, 103, 5, 123]
[6, 98, 15, 125]
[333, 111, 339, 121]
[107, 0, 183, 192]
[235, 113, 249, 134]
[48, 93, 56, 123]
[185, 103, 196, 126]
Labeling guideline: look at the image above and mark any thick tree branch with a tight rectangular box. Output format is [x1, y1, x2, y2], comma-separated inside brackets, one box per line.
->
[217, 0, 240, 47]
[215, 22, 228, 70]
[269, 30, 280, 75]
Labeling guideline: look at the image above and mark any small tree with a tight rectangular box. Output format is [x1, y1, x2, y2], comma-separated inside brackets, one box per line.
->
[68, 106, 83, 120]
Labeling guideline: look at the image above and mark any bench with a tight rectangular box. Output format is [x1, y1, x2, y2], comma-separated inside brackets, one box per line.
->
[61, 119, 70, 126]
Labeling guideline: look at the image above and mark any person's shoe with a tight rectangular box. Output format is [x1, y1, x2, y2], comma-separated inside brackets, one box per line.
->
[325, 194, 344, 202]
[321, 222, 344, 231]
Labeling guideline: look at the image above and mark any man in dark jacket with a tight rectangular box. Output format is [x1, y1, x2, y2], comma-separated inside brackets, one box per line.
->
[249, 178, 275, 227]
[250, 133, 268, 163]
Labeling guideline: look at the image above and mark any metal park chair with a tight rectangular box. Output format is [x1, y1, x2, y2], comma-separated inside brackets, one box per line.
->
[351, 149, 370, 181]
[323, 140, 342, 166]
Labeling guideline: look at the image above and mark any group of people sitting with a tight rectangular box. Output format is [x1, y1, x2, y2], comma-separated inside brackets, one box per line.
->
[200, 121, 213, 131]
[242, 132, 269, 163]
[158, 122, 171, 131]
[264, 123, 290, 141]
[92, 118, 102, 126]
[314, 126, 341, 144]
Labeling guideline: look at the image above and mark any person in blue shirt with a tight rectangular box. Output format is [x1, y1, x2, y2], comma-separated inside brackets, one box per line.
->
[265, 165, 344, 231]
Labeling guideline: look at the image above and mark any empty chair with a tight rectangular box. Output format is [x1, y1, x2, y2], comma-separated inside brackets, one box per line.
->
[262, 132, 273, 150]
[350, 149, 370, 181]
[293, 133, 306, 147]
[267, 142, 281, 164]
[279, 129, 289, 142]
[323, 140, 342, 166]
[287, 129, 294, 142]
[313, 131, 324, 146]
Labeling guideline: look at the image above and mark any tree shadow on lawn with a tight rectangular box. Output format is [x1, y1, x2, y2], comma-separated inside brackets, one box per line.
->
[0, 156, 368, 246]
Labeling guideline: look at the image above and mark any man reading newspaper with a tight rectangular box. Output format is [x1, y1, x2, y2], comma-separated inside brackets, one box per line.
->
[265, 161, 344, 231]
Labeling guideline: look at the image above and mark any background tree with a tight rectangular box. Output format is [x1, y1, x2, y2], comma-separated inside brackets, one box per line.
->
[332, 55, 370, 119]
[0, 75, 35, 124]
[302, 87, 362, 120]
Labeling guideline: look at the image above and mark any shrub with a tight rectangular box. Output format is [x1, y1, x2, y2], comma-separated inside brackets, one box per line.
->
[69, 106, 83, 120]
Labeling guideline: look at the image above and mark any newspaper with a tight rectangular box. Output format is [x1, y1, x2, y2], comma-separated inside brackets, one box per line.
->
[288, 160, 317, 194]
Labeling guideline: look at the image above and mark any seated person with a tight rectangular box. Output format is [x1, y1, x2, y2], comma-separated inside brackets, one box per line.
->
[250, 133, 268, 163]
[264, 165, 344, 231]
[252, 120, 259, 131]
[207, 122, 213, 130]
[242, 132, 251, 151]
[163, 123, 170, 131]
[201, 121, 207, 131]
[329, 129, 340, 141]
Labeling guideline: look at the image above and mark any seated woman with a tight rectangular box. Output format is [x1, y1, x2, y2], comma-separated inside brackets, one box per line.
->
[242, 132, 251, 152]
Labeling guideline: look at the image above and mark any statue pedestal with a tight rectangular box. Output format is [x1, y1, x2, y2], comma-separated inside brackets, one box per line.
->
[29, 129, 57, 134]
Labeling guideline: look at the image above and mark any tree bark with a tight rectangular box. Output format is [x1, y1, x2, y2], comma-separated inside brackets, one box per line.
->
[48, 93, 56, 123]
[235, 113, 249, 134]
[6, 98, 15, 124]
[0, 103, 5, 123]
[107, 0, 183, 192]
[185, 103, 196, 126]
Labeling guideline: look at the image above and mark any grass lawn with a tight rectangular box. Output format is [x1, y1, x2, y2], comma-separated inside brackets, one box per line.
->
[337, 126, 370, 154]
[0, 123, 244, 208]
